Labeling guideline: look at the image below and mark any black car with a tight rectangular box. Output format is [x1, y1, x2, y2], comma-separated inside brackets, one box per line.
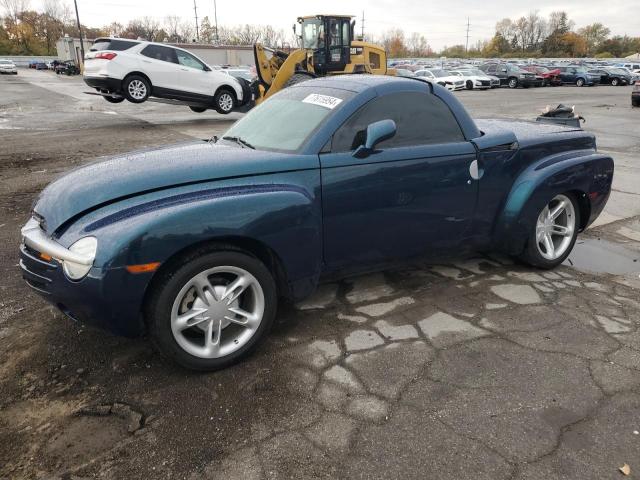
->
[589, 67, 633, 86]
[479, 63, 540, 88]
[633, 81, 640, 107]
[55, 61, 80, 76]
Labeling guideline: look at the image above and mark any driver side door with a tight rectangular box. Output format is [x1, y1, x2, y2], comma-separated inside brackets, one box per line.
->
[320, 91, 479, 270]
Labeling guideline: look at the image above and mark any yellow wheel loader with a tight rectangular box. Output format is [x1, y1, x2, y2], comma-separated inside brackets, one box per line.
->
[253, 15, 395, 105]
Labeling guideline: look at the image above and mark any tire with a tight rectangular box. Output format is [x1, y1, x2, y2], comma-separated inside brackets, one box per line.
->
[123, 74, 150, 103]
[213, 88, 236, 114]
[466, 80, 473, 90]
[146, 248, 277, 371]
[189, 106, 207, 113]
[103, 95, 125, 104]
[576, 78, 585, 87]
[284, 72, 314, 88]
[519, 193, 580, 269]
[611, 78, 619, 86]
[508, 77, 518, 89]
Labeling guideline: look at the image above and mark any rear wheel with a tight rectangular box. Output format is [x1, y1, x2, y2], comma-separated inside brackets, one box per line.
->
[576, 78, 585, 87]
[123, 75, 150, 103]
[520, 193, 580, 269]
[146, 249, 277, 371]
[611, 78, 619, 86]
[189, 106, 207, 113]
[508, 77, 518, 89]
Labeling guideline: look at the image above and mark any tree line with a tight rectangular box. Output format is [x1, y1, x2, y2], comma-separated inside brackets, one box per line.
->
[435, 11, 639, 59]
[1, 1, 638, 59]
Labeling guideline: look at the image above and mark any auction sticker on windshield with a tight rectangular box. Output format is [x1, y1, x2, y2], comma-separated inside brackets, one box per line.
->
[302, 93, 343, 109]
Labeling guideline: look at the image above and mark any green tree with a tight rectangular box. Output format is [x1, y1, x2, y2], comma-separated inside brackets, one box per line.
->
[578, 23, 610, 55]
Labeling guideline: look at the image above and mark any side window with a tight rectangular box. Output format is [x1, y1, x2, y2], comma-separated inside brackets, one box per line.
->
[176, 50, 206, 70]
[141, 45, 177, 64]
[332, 92, 465, 152]
[487, 65, 496, 73]
[369, 51, 381, 69]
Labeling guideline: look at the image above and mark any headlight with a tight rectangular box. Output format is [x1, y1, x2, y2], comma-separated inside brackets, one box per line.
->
[63, 236, 97, 280]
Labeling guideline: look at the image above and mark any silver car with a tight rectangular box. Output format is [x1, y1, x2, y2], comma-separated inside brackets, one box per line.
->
[0, 59, 17, 75]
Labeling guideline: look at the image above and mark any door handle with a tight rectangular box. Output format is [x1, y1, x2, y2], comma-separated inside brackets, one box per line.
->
[469, 159, 482, 181]
[180, 68, 188, 71]
[142, 60, 151, 63]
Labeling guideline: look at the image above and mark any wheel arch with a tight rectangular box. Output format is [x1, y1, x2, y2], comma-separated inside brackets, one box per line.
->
[493, 151, 613, 255]
[141, 236, 292, 323]
[122, 71, 153, 90]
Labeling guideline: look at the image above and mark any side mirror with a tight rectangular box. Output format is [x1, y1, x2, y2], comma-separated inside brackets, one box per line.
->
[353, 119, 397, 159]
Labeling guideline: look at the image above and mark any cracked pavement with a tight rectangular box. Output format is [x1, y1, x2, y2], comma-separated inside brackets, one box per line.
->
[1, 70, 640, 479]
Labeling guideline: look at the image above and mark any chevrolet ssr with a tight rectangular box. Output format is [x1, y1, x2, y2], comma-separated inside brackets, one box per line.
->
[20, 75, 614, 370]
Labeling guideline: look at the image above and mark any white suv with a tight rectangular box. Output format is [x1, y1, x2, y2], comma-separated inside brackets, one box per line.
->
[84, 38, 248, 114]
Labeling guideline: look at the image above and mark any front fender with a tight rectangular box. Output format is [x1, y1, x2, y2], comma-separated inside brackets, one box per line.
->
[494, 151, 614, 254]
[60, 173, 322, 302]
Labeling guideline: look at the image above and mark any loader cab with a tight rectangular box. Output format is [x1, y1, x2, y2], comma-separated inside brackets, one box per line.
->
[299, 15, 354, 74]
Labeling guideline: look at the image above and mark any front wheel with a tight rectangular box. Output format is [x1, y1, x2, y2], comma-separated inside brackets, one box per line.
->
[466, 80, 473, 90]
[189, 106, 207, 113]
[520, 193, 580, 269]
[576, 78, 585, 87]
[146, 249, 277, 371]
[214, 89, 235, 114]
[611, 78, 619, 86]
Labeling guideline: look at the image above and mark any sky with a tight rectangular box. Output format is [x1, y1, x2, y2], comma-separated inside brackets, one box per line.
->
[34, 0, 639, 50]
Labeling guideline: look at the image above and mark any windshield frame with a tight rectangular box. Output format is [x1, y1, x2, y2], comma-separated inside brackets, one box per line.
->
[221, 86, 353, 154]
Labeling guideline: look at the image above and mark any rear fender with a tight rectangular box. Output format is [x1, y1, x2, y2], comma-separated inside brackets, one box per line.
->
[494, 151, 614, 254]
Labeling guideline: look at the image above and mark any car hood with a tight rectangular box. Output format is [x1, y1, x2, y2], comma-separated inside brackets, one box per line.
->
[34, 140, 317, 235]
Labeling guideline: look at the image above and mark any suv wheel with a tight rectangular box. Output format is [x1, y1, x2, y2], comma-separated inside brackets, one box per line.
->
[611, 78, 619, 86]
[146, 248, 277, 371]
[508, 77, 518, 89]
[576, 78, 585, 87]
[214, 89, 235, 114]
[123, 75, 150, 103]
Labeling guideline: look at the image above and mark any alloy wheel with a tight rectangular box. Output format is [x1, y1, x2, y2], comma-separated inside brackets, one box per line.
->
[218, 93, 234, 112]
[170, 266, 265, 359]
[535, 194, 576, 261]
[128, 79, 147, 100]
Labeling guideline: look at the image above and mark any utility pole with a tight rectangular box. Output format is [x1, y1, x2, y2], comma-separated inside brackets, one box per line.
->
[361, 11, 365, 40]
[193, 0, 199, 42]
[213, 0, 219, 43]
[73, 0, 85, 66]
[465, 17, 470, 55]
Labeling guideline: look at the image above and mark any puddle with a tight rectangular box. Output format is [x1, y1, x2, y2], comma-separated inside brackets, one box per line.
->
[564, 238, 640, 275]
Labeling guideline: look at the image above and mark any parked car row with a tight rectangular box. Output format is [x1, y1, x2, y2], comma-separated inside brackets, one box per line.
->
[394, 60, 640, 90]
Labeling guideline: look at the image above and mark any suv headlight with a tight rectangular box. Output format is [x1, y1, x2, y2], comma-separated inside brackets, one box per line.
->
[63, 236, 97, 280]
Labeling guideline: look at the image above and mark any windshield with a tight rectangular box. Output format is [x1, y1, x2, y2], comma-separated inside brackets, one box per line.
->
[429, 69, 449, 78]
[301, 18, 323, 49]
[0, 60, 12, 64]
[609, 68, 627, 75]
[222, 87, 353, 152]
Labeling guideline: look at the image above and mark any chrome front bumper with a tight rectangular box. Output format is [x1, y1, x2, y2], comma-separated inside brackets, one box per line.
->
[20, 217, 93, 266]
